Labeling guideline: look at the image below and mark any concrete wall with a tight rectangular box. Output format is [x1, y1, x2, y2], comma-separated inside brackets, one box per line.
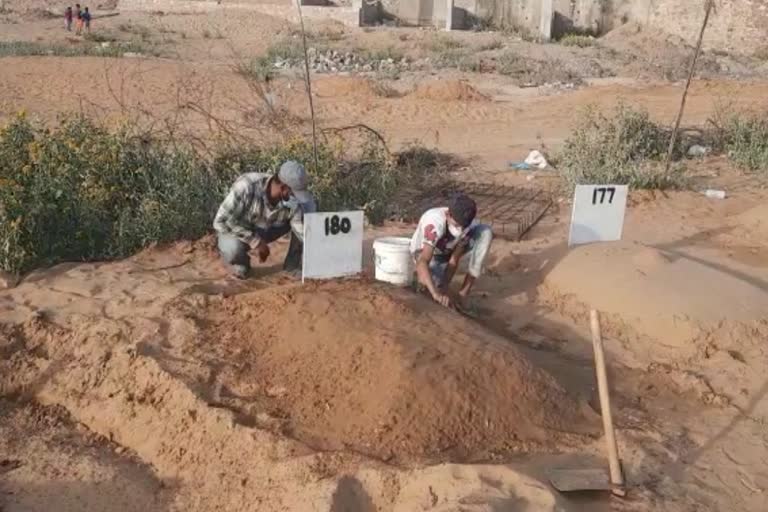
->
[117, 0, 768, 51]
[552, 0, 768, 53]
[394, 0, 470, 27]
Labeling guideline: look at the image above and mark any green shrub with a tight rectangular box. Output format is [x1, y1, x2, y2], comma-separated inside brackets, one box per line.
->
[723, 115, 768, 172]
[0, 116, 415, 274]
[0, 115, 224, 273]
[559, 105, 687, 189]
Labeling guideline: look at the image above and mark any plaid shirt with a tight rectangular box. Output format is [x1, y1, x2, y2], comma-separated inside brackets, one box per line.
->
[213, 172, 312, 245]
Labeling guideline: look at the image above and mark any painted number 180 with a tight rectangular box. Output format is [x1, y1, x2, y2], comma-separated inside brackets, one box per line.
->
[592, 187, 617, 205]
[324, 215, 352, 236]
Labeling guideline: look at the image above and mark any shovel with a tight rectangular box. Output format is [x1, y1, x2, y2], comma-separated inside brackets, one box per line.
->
[549, 309, 626, 497]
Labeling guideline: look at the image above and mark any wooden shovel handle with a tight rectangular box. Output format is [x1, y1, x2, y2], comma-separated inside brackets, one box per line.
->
[590, 309, 625, 496]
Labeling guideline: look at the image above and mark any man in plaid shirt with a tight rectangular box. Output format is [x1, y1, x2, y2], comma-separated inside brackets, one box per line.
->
[214, 160, 316, 279]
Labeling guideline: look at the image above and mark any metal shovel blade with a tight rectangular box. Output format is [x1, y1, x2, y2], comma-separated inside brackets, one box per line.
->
[549, 468, 612, 492]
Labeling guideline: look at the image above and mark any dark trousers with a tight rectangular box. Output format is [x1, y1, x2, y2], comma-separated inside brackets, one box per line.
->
[217, 224, 303, 273]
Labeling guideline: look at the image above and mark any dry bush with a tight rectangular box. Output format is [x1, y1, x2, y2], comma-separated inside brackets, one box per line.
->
[559, 34, 595, 48]
[496, 52, 580, 85]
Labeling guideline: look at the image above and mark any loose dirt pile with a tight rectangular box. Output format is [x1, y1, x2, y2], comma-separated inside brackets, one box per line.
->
[160, 280, 599, 463]
[410, 80, 490, 102]
[0, 398, 167, 512]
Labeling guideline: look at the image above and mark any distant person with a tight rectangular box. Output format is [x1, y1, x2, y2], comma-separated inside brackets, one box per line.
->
[64, 6, 73, 32]
[82, 7, 91, 33]
[74, 3, 83, 35]
[213, 161, 316, 279]
[410, 193, 493, 309]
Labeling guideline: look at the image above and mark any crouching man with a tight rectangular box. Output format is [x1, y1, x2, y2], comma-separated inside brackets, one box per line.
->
[214, 160, 316, 279]
[410, 193, 493, 308]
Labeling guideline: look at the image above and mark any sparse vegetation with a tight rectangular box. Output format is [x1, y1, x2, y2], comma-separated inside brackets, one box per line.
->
[0, 115, 431, 274]
[0, 40, 158, 58]
[478, 39, 503, 51]
[432, 48, 480, 72]
[428, 38, 481, 72]
[118, 22, 152, 41]
[753, 46, 768, 60]
[559, 105, 687, 189]
[237, 57, 275, 82]
[559, 34, 596, 48]
[83, 31, 118, 44]
[266, 36, 310, 63]
[424, 35, 465, 53]
[359, 46, 405, 63]
[496, 52, 579, 85]
[721, 114, 768, 172]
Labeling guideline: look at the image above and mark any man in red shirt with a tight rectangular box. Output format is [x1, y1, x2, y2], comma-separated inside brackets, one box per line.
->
[410, 193, 493, 308]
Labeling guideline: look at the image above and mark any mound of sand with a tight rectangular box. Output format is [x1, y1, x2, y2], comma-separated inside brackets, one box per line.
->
[165, 280, 598, 463]
[410, 80, 490, 102]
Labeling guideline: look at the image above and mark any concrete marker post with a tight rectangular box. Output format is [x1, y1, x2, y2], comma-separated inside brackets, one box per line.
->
[539, 0, 553, 41]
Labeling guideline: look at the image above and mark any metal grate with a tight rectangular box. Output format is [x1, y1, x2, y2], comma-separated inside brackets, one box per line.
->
[407, 182, 552, 240]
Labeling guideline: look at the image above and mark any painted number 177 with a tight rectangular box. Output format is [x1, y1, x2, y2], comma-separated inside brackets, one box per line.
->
[592, 187, 617, 205]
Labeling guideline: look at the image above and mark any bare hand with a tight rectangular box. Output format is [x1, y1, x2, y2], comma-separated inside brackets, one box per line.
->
[256, 241, 270, 262]
[432, 292, 453, 308]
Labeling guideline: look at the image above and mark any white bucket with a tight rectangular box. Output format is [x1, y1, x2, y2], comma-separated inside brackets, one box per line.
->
[373, 237, 413, 286]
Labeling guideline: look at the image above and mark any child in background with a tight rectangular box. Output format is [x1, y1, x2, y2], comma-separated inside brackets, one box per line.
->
[75, 4, 83, 35]
[82, 7, 91, 33]
[64, 6, 73, 31]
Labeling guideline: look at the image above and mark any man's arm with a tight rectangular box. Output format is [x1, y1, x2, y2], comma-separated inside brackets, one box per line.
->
[440, 238, 469, 290]
[416, 244, 452, 307]
[213, 181, 258, 245]
[288, 197, 317, 243]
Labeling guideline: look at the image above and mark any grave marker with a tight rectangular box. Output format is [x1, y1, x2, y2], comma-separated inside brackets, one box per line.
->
[302, 211, 364, 281]
[568, 185, 628, 246]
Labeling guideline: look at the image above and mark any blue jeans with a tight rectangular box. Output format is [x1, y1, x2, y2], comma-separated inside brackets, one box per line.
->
[425, 224, 493, 287]
[218, 224, 302, 276]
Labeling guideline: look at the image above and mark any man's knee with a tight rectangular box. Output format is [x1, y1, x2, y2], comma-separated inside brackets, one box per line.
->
[471, 224, 493, 248]
[218, 235, 249, 265]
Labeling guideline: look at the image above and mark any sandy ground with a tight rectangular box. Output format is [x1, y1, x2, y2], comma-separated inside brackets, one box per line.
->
[2, 3, 768, 512]
[3, 56, 768, 171]
[2, 171, 768, 511]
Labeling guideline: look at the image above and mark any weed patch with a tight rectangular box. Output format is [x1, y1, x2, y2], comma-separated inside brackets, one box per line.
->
[559, 34, 595, 48]
[496, 52, 579, 85]
[478, 39, 503, 51]
[558, 105, 687, 189]
[722, 114, 768, 172]
[0, 40, 159, 58]
[0, 116, 437, 274]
